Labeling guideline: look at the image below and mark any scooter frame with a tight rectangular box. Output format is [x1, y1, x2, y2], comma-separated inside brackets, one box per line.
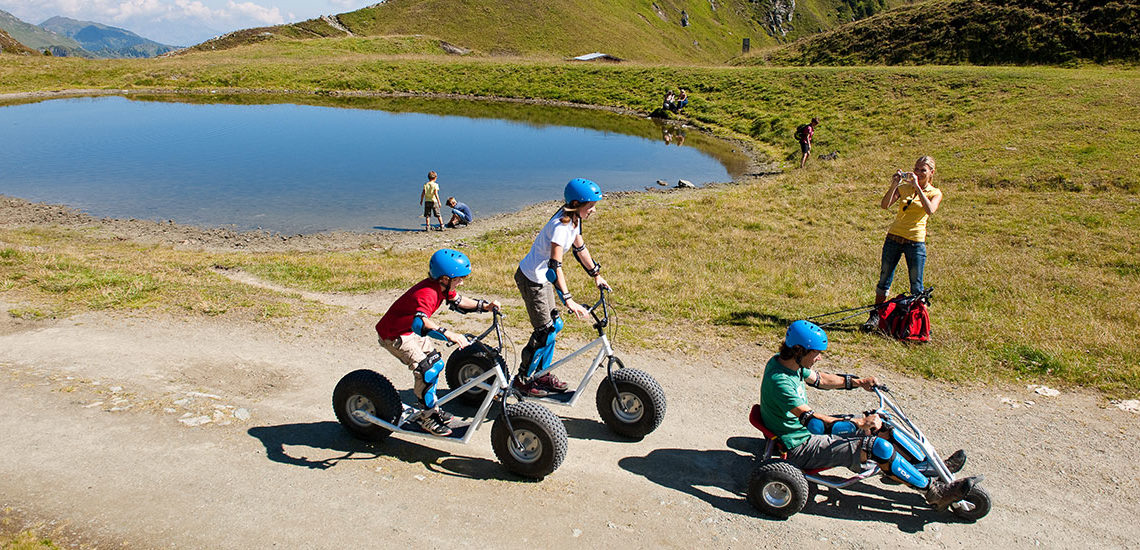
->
[448, 288, 666, 439]
[749, 385, 989, 519]
[335, 311, 568, 478]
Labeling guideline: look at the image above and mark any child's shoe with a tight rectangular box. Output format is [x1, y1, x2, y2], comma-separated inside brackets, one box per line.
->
[419, 411, 453, 436]
[534, 373, 569, 393]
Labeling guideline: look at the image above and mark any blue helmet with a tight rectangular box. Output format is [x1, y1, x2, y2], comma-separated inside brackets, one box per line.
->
[428, 249, 472, 279]
[785, 320, 828, 351]
[564, 178, 603, 204]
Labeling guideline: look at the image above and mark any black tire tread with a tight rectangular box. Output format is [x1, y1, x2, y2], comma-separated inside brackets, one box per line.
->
[444, 343, 497, 406]
[491, 401, 568, 479]
[746, 459, 810, 519]
[332, 369, 401, 442]
[951, 484, 992, 522]
[595, 367, 667, 439]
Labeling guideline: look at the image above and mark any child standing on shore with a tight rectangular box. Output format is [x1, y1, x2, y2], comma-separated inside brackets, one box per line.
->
[419, 171, 444, 231]
[512, 178, 610, 396]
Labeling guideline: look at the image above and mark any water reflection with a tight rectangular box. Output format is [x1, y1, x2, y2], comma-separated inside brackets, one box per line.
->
[0, 94, 750, 234]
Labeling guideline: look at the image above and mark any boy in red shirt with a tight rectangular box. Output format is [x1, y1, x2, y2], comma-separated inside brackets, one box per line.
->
[375, 249, 500, 436]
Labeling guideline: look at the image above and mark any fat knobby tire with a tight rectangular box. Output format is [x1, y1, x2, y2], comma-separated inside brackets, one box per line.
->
[951, 484, 992, 522]
[595, 367, 666, 440]
[747, 460, 810, 519]
[444, 342, 497, 406]
[491, 401, 568, 479]
[332, 369, 401, 442]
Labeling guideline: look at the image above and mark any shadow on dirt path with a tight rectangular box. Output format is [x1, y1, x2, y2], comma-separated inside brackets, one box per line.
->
[247, 421, 522, 482]
[618, 447, 755, 515]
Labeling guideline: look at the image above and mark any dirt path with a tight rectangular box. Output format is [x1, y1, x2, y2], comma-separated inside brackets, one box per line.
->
[2, 271, 1138, 548]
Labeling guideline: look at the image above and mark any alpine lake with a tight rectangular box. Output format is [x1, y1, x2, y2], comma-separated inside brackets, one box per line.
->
[0, 94, 749, 234]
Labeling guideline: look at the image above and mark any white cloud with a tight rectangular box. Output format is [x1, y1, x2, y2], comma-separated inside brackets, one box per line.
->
[225, 1, 283, 25]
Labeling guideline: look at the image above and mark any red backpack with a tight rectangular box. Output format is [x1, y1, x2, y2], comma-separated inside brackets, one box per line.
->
[877, 293, 931, 343]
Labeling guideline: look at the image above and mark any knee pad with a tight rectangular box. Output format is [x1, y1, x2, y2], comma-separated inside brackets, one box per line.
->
[869, 437, 929, 490]
[806, 417, 858, 436]
[520, 316, 564, 378]
[414, 351, 444, 408]
[880, 426, 926, 463]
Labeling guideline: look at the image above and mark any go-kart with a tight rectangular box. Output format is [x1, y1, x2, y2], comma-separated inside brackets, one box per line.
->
[332, 310, 567, 479]
[444, 289, 666, 440]
[746, 385, 991, 521]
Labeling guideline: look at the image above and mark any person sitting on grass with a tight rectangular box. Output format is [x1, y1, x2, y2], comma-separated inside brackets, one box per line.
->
[675, 88, 689, 112]
[759, 320, 976, 509]
[445, 196, 473, 228]
[374, 249, 500, 436]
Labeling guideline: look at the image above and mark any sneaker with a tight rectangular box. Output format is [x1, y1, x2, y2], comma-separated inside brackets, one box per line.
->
[417, 401, 453, 424]
[944, 449, 967, 474]
[513, 378, 550, 398]
[924, 476, 978, 508]
[534, 373, 569, 393]
[418, 412, 453, 436]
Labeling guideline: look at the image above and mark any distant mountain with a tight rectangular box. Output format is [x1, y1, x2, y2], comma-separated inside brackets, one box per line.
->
[40, 16, 176, 58]
[747, 0, 1140, 65]
[0, 8, 88, 57]
[0, 27, 36, 55]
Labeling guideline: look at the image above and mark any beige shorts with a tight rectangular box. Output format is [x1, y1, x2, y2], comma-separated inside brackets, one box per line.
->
[378, 333, 435, 369]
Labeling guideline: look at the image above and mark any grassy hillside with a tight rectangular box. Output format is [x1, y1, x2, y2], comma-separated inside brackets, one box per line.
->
[183, 0, 907, 63]
[0, 28, 35, 55]
[748, 0, 1140, 65]
[0, 50, 1137, 394]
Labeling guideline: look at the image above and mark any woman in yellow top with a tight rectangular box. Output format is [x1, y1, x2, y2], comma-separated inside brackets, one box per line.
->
[864, 156, 943, 329]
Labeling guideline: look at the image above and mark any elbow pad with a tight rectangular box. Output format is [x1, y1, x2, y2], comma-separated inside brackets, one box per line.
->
[411, 312, 448, 341]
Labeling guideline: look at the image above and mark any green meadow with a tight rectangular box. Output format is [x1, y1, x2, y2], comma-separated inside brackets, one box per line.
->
[1, 47, 1137, 395]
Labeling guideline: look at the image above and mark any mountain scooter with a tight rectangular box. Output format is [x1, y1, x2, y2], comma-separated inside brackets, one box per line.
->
[746, 385, 991, 521]
[332, 310, 568, 479]
[445, 289, 666, 439]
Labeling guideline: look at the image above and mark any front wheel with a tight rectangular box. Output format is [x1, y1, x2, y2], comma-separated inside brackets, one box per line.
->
[595, 367, 666, 440]
[491, 402, 568, 479]
[950, 484, 992, 522]
[332, 369, 402, 442]
[747, 460, 809, 519]
[445, 342, 498, 406]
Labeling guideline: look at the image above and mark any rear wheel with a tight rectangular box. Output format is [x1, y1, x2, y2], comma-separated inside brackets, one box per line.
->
[595, 367, 666, 440]
[747, 460, 809, 519]
[491, 402, 567, 479]
[332, 369, 402, 442]
[445, 343, 498, 406]
[950, 484, 992, 522]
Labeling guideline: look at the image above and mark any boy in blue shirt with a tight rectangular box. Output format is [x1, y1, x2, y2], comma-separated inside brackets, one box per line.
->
[445, 197, 472, 228]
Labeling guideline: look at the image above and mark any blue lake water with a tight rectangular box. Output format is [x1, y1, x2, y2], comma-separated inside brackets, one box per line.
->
[0, 95, 747, 234]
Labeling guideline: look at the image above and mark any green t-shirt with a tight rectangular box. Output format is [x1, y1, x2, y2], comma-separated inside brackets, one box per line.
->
[759, 355, 814, 450]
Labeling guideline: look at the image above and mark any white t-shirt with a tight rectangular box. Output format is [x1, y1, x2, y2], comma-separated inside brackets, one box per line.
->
[519, 213, 581, 284]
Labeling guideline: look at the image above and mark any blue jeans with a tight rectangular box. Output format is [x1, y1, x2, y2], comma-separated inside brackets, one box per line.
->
[876, 236, 926, 296]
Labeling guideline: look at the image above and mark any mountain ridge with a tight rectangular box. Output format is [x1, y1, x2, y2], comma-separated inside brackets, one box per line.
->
[39, 16, 176, 58]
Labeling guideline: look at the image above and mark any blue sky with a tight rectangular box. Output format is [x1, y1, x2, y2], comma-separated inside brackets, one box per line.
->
[0, 0, 380, 46]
